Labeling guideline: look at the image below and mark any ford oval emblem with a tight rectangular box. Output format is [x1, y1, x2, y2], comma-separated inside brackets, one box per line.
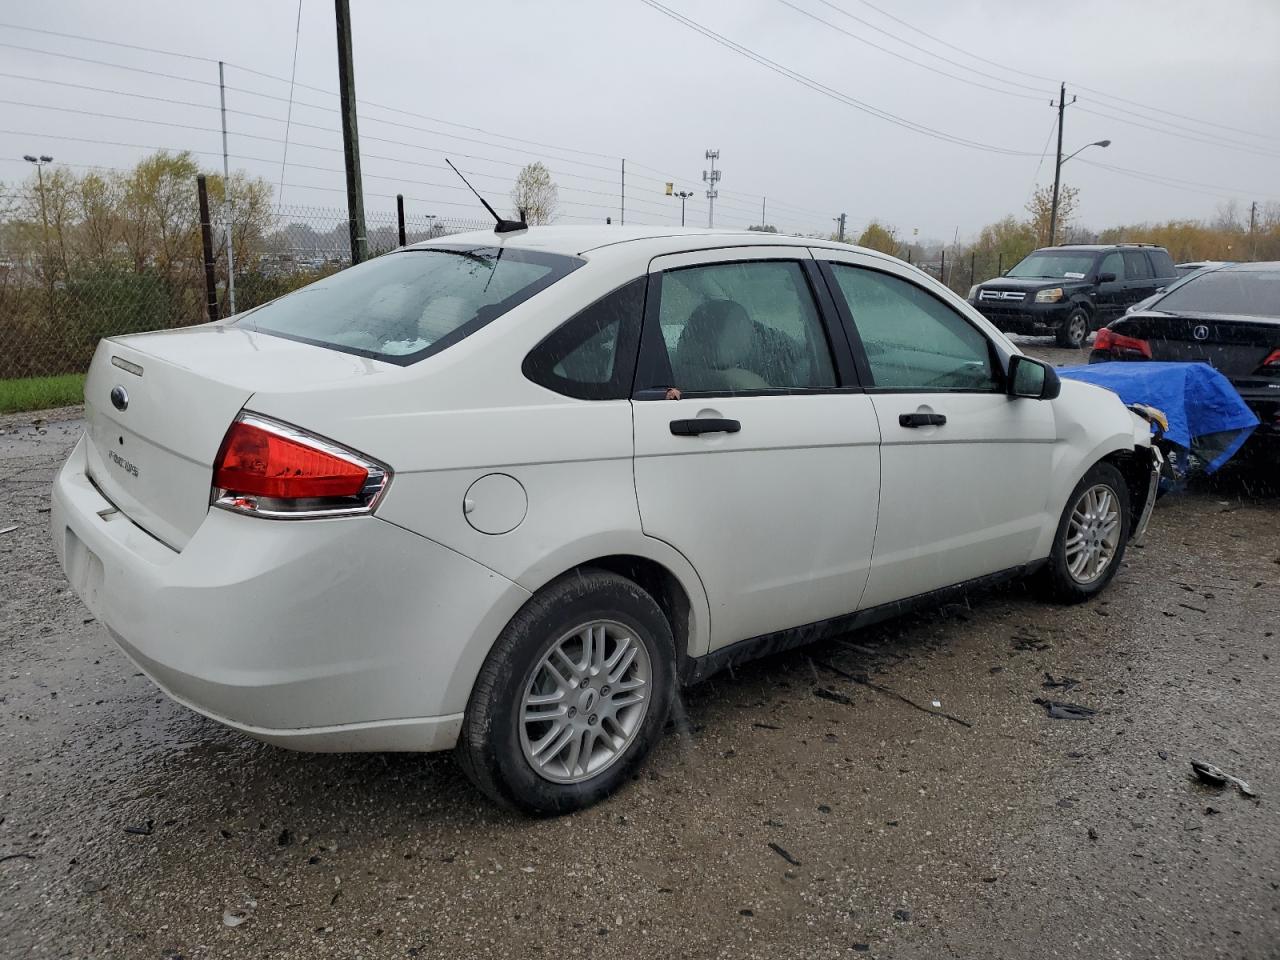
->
[1192, 324, 1210, 341]
[110, 385, 129, 411]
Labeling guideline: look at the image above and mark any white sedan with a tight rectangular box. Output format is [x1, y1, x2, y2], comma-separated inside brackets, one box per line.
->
[51, 227, 1161, 813]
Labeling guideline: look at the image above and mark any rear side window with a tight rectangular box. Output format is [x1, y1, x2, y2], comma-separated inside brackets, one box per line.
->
[523, 278, 645, 400]
[646, 260, 837, 394]
[236, 246, 582, 365]
[1148, 249, 1177, 278]
[1123, 251, 1153, 279]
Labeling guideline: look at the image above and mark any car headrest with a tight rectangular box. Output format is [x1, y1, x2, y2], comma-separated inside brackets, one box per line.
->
[676, 299, 754, 370]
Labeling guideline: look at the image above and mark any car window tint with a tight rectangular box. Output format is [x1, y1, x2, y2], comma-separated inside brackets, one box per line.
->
[829, 265, 1000, 392]
[655, 261, 837, 393]
[1099, 252, 1125, 280]
[522, 278, 645, 400]
[1156, 268, 1280, 316]
[1123, 251, 1153, 279]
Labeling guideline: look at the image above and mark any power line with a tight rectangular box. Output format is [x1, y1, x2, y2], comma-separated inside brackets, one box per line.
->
[1074, 104, 1280, 161]
[772, 0, 1049, 101]
[638, 0, 1039, 157]
[837, 0, 1280, 145]
[1076, 157, 1280, 203]
[277, 0, 304, 206]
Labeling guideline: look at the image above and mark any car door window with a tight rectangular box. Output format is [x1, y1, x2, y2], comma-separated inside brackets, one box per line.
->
[1123, 251, 1153, 280]
[652, 260, 837, 394]
[827, 264, 1000, 392]
[1098, 252, 1125, 280]
[522, 278, 644, 400]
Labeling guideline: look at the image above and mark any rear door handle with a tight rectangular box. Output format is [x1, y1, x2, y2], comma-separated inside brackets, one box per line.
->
[899, 412, 946, 428]
[670, 418, 741, 436]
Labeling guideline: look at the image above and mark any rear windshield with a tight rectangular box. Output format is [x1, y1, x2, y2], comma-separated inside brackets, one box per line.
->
[1154, 268, 1280, 317]
[235, 245, 583, 365]
[1006, 251, 1097, 280]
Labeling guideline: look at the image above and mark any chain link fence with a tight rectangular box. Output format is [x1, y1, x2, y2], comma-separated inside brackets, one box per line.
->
[0, 187, 488, 381]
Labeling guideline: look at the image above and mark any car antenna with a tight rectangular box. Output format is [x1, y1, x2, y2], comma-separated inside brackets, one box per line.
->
[445, 158, 527, 234]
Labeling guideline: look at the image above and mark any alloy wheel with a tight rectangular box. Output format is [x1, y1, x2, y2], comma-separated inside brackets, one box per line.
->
[519, 620, 652, 784]
[1065, 483, 1121, 584]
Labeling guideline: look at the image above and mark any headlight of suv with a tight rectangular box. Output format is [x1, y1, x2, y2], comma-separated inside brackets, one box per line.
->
[967, 284, 978, 300]
[1035, 287, 1065, 303]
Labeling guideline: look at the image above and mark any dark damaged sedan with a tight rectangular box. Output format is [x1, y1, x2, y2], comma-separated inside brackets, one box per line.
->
[1090, 262, 1280, 456]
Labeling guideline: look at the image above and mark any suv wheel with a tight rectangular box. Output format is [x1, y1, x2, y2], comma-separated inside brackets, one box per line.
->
[1056, 308, 1091, 348]
[457, 568, 676, 815]
[1038, 461, 1131, 603]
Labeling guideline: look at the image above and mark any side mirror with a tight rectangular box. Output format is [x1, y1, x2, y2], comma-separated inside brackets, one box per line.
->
[1097, 272, 1117, 283]
[1007, 355, 1061, 400]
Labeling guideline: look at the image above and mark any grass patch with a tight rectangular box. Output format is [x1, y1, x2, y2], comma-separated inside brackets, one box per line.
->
[0, 373, 86, 415]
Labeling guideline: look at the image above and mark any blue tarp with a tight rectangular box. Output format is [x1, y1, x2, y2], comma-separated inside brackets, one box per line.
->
[1060, 361, 1259, 472]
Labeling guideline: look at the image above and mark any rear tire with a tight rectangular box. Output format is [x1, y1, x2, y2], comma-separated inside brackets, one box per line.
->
[1055, 307, 1091, 348]
[456, 568, 675, 815]
[1038, 461, 1131, 603]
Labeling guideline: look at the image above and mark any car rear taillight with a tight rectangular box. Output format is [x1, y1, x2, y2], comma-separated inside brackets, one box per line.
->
[211, 413, 390, 518]
[1260, 348, 1280, 371]
[1094, 327, 1152, 359]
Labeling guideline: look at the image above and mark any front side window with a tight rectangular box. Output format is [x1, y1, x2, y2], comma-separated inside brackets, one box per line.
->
[1098, 252, 1125, 280]
[828, 265, 1000, 392]
[650, 260, 837, 394]
[236, 246, 582, 365]
[523, 278, 645, 400]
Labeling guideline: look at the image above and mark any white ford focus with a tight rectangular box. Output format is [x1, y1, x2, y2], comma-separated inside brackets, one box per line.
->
[51, 226, 1161, 813]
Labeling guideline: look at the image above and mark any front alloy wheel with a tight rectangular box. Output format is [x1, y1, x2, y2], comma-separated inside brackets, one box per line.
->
[1057, 308, 1090, 348]
[1065, 484, 1122, 584]
[1039, 461, 1131, 602]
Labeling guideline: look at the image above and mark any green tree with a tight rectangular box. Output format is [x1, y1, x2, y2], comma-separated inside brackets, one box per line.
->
[1026, 183, 1079, 246]
[855, 220, 901, 255]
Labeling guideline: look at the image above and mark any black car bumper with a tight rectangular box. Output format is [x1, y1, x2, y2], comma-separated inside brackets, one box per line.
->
[972, 301, 1074, 335]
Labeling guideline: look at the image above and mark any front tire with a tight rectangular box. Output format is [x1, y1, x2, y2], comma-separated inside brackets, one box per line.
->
[1038, 461, 1131, 603]
[457, 568, 676, 815]
[1055, 307, 1091, 348]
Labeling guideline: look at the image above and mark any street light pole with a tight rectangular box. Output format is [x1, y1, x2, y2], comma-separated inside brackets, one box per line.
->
[1050, 128, 1112, 247]
[670, 190, 693, 226]
[23, 153, 54, 310]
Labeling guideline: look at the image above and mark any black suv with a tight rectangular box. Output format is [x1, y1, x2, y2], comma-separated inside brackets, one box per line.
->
[969, 244, 1179, 347]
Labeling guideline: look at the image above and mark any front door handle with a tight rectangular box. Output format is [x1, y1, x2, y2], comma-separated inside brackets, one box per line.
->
[899, 412, 946, 428]
[670, 418, 741, 436]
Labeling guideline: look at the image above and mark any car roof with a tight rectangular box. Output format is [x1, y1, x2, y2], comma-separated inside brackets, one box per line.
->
[1218, 261, 1280, 273]
[404, 225, 853, 258]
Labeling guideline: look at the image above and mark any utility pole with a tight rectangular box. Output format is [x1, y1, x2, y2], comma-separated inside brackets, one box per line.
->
[1048, 81, 1075, 247]
[620, 159, 625, 226]
[334, 0, 368, 264]
[835, 212, 847, 242]
[218, 62, 236, 313]
[1249, 200, 1258, 260]
[197, 175, 221, 321]
[761, 196, 766, 228]
[702, 150, 720, 228]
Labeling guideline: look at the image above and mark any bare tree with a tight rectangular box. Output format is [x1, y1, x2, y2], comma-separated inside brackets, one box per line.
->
[510, 162, 558, 225]
[1026, 183, 1079, 245]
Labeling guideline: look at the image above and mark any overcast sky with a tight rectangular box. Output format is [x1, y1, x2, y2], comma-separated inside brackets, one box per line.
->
[2, 0, 1278, 242]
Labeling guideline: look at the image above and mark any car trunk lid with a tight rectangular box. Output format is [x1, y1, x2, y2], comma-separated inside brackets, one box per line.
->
[1114, 312, 1280, 377]
[83, 325, 397, 549]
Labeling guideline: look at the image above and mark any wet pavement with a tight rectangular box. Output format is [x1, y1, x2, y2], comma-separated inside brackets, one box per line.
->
[2, 356, 1278, 958]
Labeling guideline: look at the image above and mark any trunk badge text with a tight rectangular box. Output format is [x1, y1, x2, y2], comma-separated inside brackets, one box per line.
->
[107, 450, 139, 478]
[110, 385, 129, 411]
[1192, 325, 1210, 341]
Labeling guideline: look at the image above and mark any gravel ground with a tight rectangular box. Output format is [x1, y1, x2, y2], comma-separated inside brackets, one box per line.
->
[1, 345, 1277, 959]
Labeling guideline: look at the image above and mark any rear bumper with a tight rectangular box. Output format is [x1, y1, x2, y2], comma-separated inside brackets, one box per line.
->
[51, 435, 531, 752]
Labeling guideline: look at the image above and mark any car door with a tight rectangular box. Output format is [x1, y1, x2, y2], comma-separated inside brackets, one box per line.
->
[1093, 251, 1127, 323]
[630, 248, 881, 651]
[815, 251, 1057, 609]
[1121, 250, 1158, 309]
